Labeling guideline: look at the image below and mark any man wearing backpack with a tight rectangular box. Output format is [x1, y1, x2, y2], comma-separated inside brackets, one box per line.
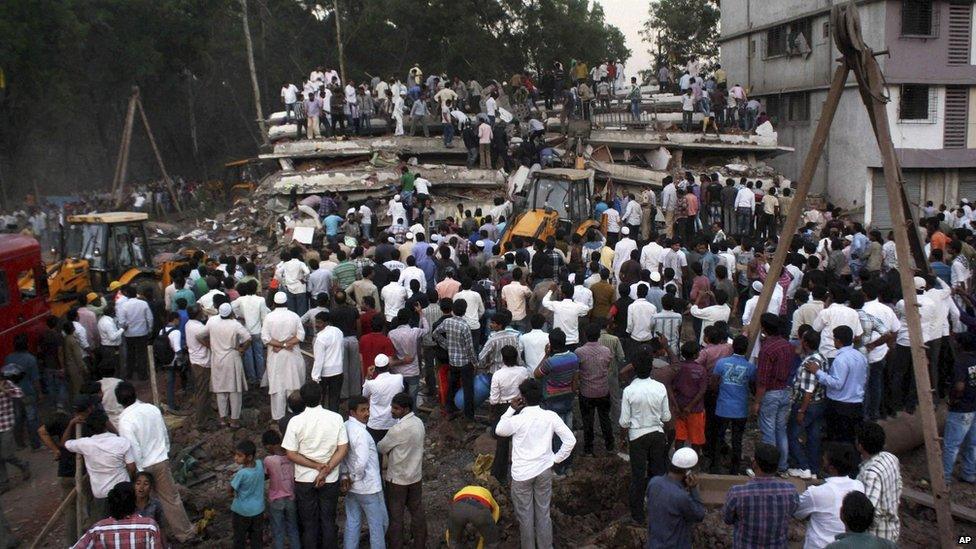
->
[155, 312, 187, 411]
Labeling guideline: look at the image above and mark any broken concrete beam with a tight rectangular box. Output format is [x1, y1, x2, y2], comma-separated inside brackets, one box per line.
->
[546, 112, 703, 130]
[255, 164, 505, 198]
[264, 135, 469, 160]
[585, 129, 789, 155]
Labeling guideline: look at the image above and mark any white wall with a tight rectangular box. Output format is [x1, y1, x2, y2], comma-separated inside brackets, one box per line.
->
[884, 86, 946, 150]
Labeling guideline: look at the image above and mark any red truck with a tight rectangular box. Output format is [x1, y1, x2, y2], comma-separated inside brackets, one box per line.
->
[0, 234, 51, 358]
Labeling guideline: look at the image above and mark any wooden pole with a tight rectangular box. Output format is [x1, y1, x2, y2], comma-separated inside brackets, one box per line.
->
[239, 0, 269, 145]
[851, 54, 956, 548]
[112, 88, 139, 209]
[29, 487, 77, 549]
[332, 0, 347, 84]
[147, 344, 161, 409]
[135, 97, 183, 213]
[74, 424, 84, 536]
[745, 65, 849, 353]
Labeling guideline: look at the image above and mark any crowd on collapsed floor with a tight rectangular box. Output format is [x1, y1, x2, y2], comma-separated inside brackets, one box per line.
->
[8, 163, 976, 548]
[278, 57, 771, 153]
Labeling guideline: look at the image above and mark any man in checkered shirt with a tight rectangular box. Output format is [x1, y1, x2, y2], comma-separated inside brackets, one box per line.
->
[432, 300, 477, 419]
[72, 481, 164, 549]
[855, 421, 902, 542]
[0, 371, 29, 490]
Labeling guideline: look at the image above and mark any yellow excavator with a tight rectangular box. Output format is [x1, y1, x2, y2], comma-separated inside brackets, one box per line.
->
[48, 212, 193, 316]
[501, 168, 602, 248]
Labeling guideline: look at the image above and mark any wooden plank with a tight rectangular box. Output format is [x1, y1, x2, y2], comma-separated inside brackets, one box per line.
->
[902, 486, 976, 524]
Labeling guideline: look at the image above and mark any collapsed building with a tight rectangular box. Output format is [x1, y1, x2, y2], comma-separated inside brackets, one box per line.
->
[256, 84, 795, 239]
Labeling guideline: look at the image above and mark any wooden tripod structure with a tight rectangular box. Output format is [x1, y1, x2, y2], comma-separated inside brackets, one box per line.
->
[744, 3, 954, 547]
[110, 86, 182, 212]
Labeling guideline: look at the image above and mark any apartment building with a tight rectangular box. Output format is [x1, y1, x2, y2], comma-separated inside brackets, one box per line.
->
[720, 0, 976, 229]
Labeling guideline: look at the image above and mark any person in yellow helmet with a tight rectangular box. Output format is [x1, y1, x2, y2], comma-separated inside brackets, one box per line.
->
[445, 485, 499, 549]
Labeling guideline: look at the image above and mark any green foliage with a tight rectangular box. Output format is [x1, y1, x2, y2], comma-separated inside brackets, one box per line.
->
[641, 0, 719, 69]
[0, 0, 628, 197]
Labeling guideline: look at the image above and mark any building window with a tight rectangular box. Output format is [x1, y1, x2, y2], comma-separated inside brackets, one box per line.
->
[899, 85, 932, 121]
[789, 92, 810, 122]
[766, 25, 788, 57]
[765, 18, 812, 58]
[902, 0, 935, 36]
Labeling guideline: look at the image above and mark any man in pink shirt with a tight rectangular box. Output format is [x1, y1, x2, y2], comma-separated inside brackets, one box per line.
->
[262, 430, 300, 549]
[684, 188, 700, 239]
[477, 119, 493, 169]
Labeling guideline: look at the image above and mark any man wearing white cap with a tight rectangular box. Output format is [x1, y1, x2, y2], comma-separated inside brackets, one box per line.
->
[262, 292, 307, 421]
[644, 447, 705, 548]
[612, 227, 637, 282]
[205, 303, 251, 427]
[362, 353, 405, 442]
[887, 276, 940, 415]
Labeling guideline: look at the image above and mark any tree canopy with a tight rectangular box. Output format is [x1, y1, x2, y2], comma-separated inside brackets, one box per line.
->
[641, 0, 719, 70]
[0, 0, 628, 198]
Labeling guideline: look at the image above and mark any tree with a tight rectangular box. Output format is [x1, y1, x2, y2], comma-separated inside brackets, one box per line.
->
[641, 0, 719, 70]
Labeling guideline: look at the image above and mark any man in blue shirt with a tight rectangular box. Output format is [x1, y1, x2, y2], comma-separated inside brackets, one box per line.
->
[710, 335, 756, 474]
[929, 249, 952, 286]
[323, 213, 343, 246]
[805, 325, 867, 444]
[645, 447, 706, 548]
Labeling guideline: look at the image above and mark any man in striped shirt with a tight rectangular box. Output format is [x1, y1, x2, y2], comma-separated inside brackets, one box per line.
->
[855, 422, 902, 542]
[73, 481, 164, 549]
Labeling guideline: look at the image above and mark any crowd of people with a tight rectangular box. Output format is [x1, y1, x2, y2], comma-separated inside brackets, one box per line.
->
[8, 156, 976, 548]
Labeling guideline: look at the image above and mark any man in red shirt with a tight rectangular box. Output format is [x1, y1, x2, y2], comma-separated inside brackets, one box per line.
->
[72, 481, 164, 549]
[750, 313, 794, 474]
[358, 315, 395, 381]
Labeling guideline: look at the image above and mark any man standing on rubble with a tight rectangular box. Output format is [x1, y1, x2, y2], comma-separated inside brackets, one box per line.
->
[115, 381, 197, 543]
[263, 292, 307, 423]
[661, 176, 678, 239]
[205, 303, 251, 428]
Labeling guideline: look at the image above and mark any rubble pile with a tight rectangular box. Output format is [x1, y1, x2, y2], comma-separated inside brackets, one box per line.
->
[147, 200, 280, 262]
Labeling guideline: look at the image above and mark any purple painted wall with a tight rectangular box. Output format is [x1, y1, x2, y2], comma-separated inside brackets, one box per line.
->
[883, 0, 976, 84]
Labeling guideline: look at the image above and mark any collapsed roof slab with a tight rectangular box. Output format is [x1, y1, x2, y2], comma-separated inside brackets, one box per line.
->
[254, 164, 505, 199]
[584, 129, 792, 157]
[588, 160, 789, 190]
[261, 136, 469, 160]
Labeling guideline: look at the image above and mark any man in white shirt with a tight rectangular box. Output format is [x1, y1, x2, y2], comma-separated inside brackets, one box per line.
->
[276, 249, 311, 317]
[541, 283, 591, 347]
[619, 355, 671, 522]
[381, 277, 408, 322]
[114, 381, 196, 542]
[794, 443, 865, 549]
[603, 206, 621, 246]
[518, 314, 550, 371]
[398, 256, 427, 296]
[742, 280, 784, 330]
[362, 354, 404, 440]
[811, 286, 863, 361]
[281, 82, 300, 121]
[184, 306, 212, 423]
[282, 382, 349, 549]
[232, 280, 270, 385]
[612, 227, 638, 281]
[495, 378, 575, 549]
[660, 177, 678, 239]
[640, 237, 665, 273]
[627, 285, 658, 344]
[689, 289, 732, 344]
[311, 311, 345, 412]
[454, 279, 486, 345]
[341, 396, 387, 549]
[734, 183, 756, 237]
[859, 283, 900, 421]
[64, 409, 136, 517]
[623, 194, 643, 237]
